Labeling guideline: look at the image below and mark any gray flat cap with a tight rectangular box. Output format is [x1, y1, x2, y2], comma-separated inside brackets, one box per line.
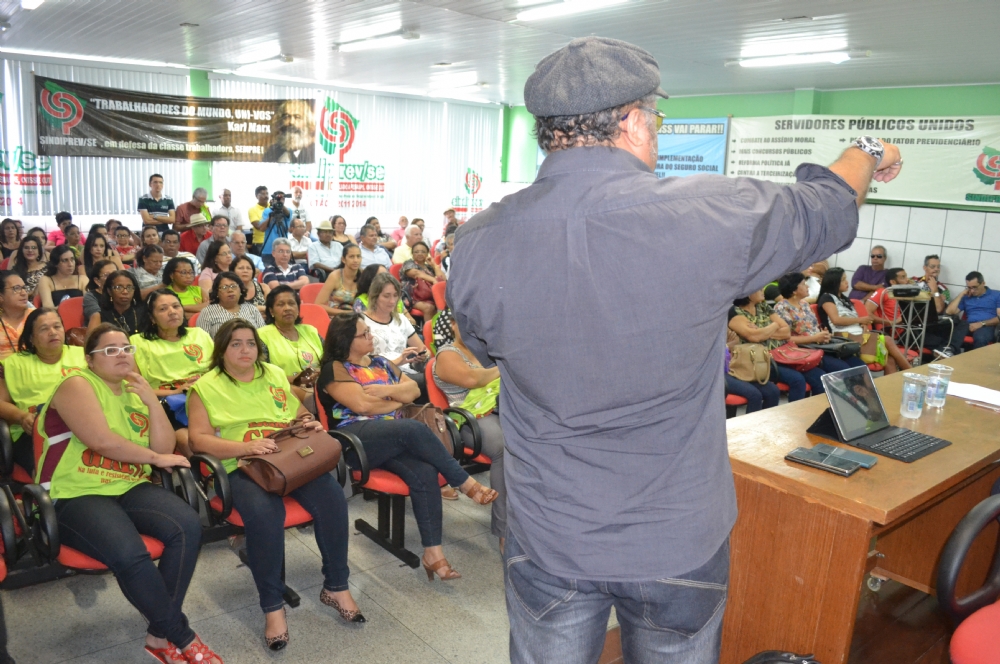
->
[524, 36, 668, 117]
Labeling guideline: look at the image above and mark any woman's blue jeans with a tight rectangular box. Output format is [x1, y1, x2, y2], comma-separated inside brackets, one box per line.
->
[228, 469, 350, 614]
[724, 375, 779, 413]
[341, 418, 470, 548]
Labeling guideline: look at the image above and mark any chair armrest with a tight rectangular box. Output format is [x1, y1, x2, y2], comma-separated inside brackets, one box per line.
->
[937, 493, 1000, 623]
[189, 454, 231, 522]
[443, 407, 482, 459]
[171, 467, 201, 512]
[0, 487, 18, 570]
[18, 483, 59, 562]
[328, 429, 368, 486]
[0, 420, 13, 477]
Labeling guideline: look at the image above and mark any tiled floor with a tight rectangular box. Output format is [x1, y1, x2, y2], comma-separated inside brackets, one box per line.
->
[4, 472, 521, 664]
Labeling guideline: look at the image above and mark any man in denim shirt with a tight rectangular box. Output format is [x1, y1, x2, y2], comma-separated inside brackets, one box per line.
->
[449, 37, 904, 664]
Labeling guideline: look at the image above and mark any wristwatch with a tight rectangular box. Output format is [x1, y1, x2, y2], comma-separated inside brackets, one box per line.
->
[852, 136, 885, 168]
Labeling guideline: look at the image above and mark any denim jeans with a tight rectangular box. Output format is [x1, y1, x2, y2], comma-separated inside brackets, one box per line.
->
[724, 375, 779, 413]
[774, 365, 808, 401]
[971, 324, 997, 349]
[505, 530, 729, 664]
[925, 318, 968, 354]
[460, 413, 506, 537]
[228, 469, 350, 614]
[54, 482, 202, 649]
[342, 418, 470, 548]
[820, 354, 866, 373]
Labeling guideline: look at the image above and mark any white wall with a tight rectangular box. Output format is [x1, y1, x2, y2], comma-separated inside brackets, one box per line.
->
[832, 205, 1000, 295]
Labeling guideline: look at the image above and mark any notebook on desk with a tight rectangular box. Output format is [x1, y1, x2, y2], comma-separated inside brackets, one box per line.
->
[807, 366, 952, 463]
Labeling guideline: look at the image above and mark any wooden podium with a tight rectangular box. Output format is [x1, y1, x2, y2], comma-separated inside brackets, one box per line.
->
[721, 345, 1000, 664]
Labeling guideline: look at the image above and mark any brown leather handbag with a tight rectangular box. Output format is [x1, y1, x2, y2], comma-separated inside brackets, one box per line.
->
[400, 403, 453, 456]
[728, 343, 771, 384]
[240, 418, 342, 496]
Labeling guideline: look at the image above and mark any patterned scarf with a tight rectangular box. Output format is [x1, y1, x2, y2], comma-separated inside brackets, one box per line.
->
[433, 308, 455, 347]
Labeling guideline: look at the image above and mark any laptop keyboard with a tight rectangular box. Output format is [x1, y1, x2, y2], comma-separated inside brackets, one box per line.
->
[856, 430, 951, 463]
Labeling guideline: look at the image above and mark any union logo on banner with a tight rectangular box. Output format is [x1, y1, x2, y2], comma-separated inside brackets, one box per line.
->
[464, 168, 482, 195]
[39, 80, 85, 136]
[318, 98, 359, 162]
[974, 146, 1000, 190]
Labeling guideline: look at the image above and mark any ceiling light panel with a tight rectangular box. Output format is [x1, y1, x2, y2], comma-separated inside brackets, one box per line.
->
[339, 16, 402, 43]
[515, 0, 629, 22]
[740, 36, 847, 58]
[739, 51, 851, 67]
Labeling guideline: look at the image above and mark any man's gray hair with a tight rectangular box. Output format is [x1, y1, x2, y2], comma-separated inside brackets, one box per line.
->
[271, 238, 291, 250]
[193, 187, 207, 199]
[534, 94, 656, 153]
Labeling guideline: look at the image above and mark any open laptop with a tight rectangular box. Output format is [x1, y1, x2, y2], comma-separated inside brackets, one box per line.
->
[814, 366, 951, 463]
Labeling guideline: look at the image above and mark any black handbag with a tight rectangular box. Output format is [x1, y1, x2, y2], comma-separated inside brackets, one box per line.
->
[800, 338, 861, 360]
[742, 653, 821, 664]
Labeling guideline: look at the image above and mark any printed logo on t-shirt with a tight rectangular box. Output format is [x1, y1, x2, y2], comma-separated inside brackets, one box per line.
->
[269, 385, 288, 411]
[183, 344, 204, 362]
[125, 408, 151, 438]
[302, 351, 314, 364]
[60, 366, 83, 377]
[81, 449, 145, 478]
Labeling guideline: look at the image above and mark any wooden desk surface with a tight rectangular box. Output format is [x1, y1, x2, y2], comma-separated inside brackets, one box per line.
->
[726, 345, 1000, 525]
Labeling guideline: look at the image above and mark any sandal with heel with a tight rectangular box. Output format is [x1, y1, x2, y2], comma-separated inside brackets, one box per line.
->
[461, 482, 498, 506]
[423, 556, 462, 581]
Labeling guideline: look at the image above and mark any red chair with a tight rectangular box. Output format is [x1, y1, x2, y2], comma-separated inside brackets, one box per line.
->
[937, 493, 1000, 664]
[313, 389, 449, 568]
[724, 394, 747, 418]
[187, 312, 199, 327]
[389, 263, 402, 281]
[299, 282, 324, 307]
[32, 294, 41, 309]
[300, 303, 330, 340]
[424, 357, 490, 467]
[423, 319, 435, 354]
[432, 281, 447, 312]
[57, 296, 85, 329]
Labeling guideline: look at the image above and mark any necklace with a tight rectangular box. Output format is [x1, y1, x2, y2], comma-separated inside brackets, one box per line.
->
[111, 307, 136, 334]
[277, 324, 298, 341]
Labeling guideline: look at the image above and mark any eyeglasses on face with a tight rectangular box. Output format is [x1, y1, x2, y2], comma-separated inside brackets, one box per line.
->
[174, 270, 194, 277]
[622, 107, 666, 130]
[870, 254, 884, 259]
[218, 284, 240, 292]
[4, 285, 26, 294]
[111, 284, 135, 292]
[89, 345, 136, 357]
[354, 328, 373, 340]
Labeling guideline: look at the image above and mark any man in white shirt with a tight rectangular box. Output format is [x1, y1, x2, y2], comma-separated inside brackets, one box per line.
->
[288, 218, 312, 265]
[212, 189, 245, 235]
[359, 223, 392, 269]
[197, 216, 232, 265]
[289, 186, 311, 237]
[307, 220, 343, 280]
[392, 225, 423, 265]
[803, 259, 828, 303]
[229, 231, 265, 272]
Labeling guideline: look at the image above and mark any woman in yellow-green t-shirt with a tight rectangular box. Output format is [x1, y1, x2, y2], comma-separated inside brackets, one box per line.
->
[131, 289, 214, 456]
[162, 256, 205, 315]
[0, 308, 86, 476]
[35, 323, 221, 663]
[187, 319, 364, 651]
[257, 285, 324, 406]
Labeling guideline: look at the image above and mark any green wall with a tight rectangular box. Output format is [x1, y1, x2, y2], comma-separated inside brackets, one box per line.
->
[501, 84, 1000, 192]
[188, 69, 213, 198]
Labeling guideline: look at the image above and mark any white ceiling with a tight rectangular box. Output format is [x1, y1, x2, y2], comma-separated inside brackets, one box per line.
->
[0, 0, 997, 105]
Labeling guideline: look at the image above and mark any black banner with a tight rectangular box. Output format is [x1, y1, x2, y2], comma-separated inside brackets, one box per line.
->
[34, 76, 316, 163]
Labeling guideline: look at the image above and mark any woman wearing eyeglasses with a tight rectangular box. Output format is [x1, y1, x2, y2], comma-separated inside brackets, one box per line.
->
[848, 245, 888, 302]
[187, 319, 364, 651]
[0, 271, 32, 361]
[35, 323, 222, 664]
[37, 245, 88, 309]
[0, 308, 86, 476]
[132, 289, 214, 456]
[195, 272, 265, 339]
[88, 271, 146, 337]
[162, 257, 206, 315]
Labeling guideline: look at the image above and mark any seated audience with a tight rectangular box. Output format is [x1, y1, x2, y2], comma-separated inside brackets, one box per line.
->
[910, 255, 967, 357]
[179, 214, 210, 255]
[196, 271, 265, 339]
[63, 225, 84, 262]
[438, 232, 455, 277]
[728, 289, 825, 401]
[357, 224, 391, 269]
[131, 245, 167, 299]
[849, 245, 887, 301]
[83, 259, 118, 321]
[774, 272, 866, 372]
[352, 264, 415, 325]
[307, 219, 343, 281]
[229, 231, 264, 272]
[817, 267, 912, 373]
[132, 289, 214, 455]
[261, 239, 308, 291]
[11, 236, 46, 297]
[233, 255, 269, 313]
[318, 313, 497, 581]
[140, 225, 161, 248]
[391, 216, 408, 245]
[104, 219, 123, 248]
[287, 218, 311, 265]
[196, 216, 231, 266]
[866, 267, 907, 329]
[114, 226, 137, 264]
[430, 309, 507, 542]
[162, 257, 205, 314]
[0, 308, 86, 474]
[161, 229, 200, 272]
[0, 272, 31, 360]
[0, 219, 21, 260]
[80, 229, 123, 278]
[258, 285, 323, 405]
[198, 241, 234, 300]
[724, 349, 780, 414]
[946, 270, 1000, 349]
[316, 244, 362, 315]
[35, 323, 220, 663]
[187, 319, 364, 650]
[330, 215, 353, 247]
[87, 271, 146, 337]
[37, 245, 88, 309]
[363, 273, 429, 399]
[391, 225, 423, 265]
[45, 212, 74, 250]
[401, 241, 445, 320]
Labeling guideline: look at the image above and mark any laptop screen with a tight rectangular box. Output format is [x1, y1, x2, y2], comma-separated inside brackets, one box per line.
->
[820, 366, 891, 441]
